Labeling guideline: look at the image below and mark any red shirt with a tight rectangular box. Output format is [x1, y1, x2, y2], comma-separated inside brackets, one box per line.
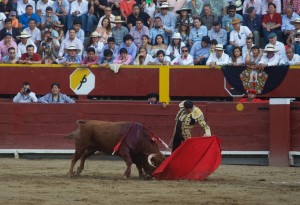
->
[120, 0, 136, 17]
[262, 13, 282, 25]
[20, 53, 41, 61]
[239, 98, 269, 103]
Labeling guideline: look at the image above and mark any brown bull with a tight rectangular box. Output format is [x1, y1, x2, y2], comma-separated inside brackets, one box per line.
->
[65, 120, 165, 178]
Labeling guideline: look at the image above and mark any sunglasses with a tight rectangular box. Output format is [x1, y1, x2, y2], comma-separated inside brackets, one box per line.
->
[238, 34, 241, 39]
[181, 50, 188, 52]
[161, 8, 168, 10]
[196, 32, 199, 37]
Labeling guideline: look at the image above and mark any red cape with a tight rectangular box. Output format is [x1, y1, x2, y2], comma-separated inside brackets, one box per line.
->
[152, 136, 222, 180]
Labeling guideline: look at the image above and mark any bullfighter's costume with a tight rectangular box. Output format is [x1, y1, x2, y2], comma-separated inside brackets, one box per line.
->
[171, 101, 211, 152]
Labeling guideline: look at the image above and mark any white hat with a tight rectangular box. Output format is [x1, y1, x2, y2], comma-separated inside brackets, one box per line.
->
[111, 16, 125, 23]
[17, 31, 32, 38]
[235, 0, 243, 11]
[90, 31, 99, 38]
[172, 32, 181, 39]
[64, 45, 81, 54]
[291, 18, 300, 25]
[215, 44, 224, 51]
[156, 2, 173, 10]
[263, 44, 278, 52]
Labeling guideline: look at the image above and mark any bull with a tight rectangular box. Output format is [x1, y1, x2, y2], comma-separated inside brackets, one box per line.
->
[65, 120, 166, 179]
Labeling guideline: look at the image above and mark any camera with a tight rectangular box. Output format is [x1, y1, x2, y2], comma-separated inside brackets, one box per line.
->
[24, 88, 31, 94]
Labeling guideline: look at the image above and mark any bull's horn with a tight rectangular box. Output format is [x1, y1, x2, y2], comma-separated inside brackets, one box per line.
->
[148, 154, 156, 168]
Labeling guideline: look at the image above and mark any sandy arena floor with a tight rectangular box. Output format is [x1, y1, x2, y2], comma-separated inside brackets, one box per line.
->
[0, 158, 299, 205]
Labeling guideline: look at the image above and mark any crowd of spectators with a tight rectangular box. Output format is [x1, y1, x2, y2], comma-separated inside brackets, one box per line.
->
[0, 0, 300, 68]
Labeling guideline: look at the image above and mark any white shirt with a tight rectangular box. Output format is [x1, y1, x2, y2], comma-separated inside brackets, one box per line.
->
[229, 56, 245, 64]
[242, 0, 262, 15]
[272, 41, 285, 59]
[98, 14, 116, 28]
[0, 13, 7, 30]
[24, 27, 42, 44]
[242, 43, 254, 59]
[258, 53, 279, 66]
[261, 0, 281, 15]
[165, 42, 186, 58]
[17, 0, 36, 16]
[206, 52, 230, 66]
[17, 39, 37, 58]
[70, 0, 89, 16]
[59, 37, 83, 57]
[153, 56, 171, 64]
[134, 54, 154, 65]
[230, 26, 252, 47]
[281, 12, 299, 32]
[13, 92, 38, 103]
[280, 54, 300, 65]
[171, 54, 194, 65]
[36, 0, 54, 17]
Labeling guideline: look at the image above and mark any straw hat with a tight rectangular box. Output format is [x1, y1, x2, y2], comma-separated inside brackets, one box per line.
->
[231, 18, 241, 25]
[172, 32, 181, 39]
[90, 31, 99, 38]
[17, 31, 32, 38]
[156, 2, 173, 10]
[111, 16, 125, 23]
[54, 21, 64, 28]
[215, 44, 224, 51]
[176, 6, 191, 14]
[64, 45, 81, 54]
[235, 0, 243, 11]
[291, 18, 300, 25]
[263, 44, 278, 52]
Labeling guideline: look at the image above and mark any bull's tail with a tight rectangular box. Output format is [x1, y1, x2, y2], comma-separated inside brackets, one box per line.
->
[64, 128, 80, 140]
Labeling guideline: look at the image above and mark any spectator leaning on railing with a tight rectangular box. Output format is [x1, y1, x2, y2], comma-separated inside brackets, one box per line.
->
[38, 82, 75, 103]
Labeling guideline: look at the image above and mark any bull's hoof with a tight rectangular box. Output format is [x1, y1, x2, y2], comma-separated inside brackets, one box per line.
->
[68, 172, 75, 178]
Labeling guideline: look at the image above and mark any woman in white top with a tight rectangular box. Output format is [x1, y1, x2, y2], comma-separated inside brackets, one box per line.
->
[96, 17, 113, 44]
[165, 32, 185, 60]
[134, 47, 154, 65]
[150, 34, 168, 57]
[144, 0, 158, 19]
[84, 31, 104, 57]
[229, 46, 244, 66]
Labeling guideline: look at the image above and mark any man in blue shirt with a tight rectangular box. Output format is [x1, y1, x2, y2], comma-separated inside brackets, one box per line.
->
[208, 21, 227, 46]
[149, 17, 169, 45]
[100, 37, 119, 58]
[19, 5, 41, 29]
[190, 36, 211, 65]
[243, 7, 262, 47]
[222, 5, 243, 33]
[118, 34, 137, 64]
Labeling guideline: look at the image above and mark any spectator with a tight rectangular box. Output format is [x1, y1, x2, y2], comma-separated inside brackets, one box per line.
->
[144, 0, 157, 19]
[0, 32, 17, 58]
[1, 47, 18, 63]
[243, 6, 262, 47]
[39, 30, 59, 59]
[242, 0, 262, 15]
[0, 18, 19, 41]
[166, 0, 186, 13]
[17, 0, 36, 17]
[9, 11, 19, 29]
[189, 17, 208, 46]
[66, 19, 85, 43]
[69, 0, 88, 31]
[52, 0, 69, 33]
[222, 4, 243, 33]
[53, 21, 65, 42]
[96, 17, 112, 44]
[208, 20, 227, 46]
[281, 7, 299, 45]
[19, 5, 41, 29]
[148, 50, 171, 65]
[176, 6, 193, 28]
[13, 82, 38, 103]
[171, 46, 194, 65]
[226, 18, 252, 56]
[16, 31, 37, 58]
[245, 45, 263, 65]
[210, 39, 218, 53]
[206, 44, 230, 68]
[118, 34, 137, 63]
[242, 37, 255, 59]
[187, 0, 204, 17]
[18, 44, 42, 64]
[149, 16, 169, 45]
[85, 0, 105, 36]
[287, 18, 300, 46]
[280, 46, 300, 65]
[229, 46, 244, 66]
[155, 2, 176, 42]
[267, 32, 285, 59]
[38, 82, 75, 103]
[98, 48, 115, 65]
[140, 35, 152, 53]
[24, 19, 42, 48]
[0, 0, 13, 18]
[0, 11, 6, 30]
[165, 32, 185, 60]
[120, 0, 136, 21]
[262, 3, 282, 43]
[150, 34, 167, 57]
[129, 18, 149, 47]
[209, 0, 228, 19]
[127, 4, 153, 30]
[147, 93, 159, 104]
[258, 44, 279, 68]
[261, 0, 281, 15]
[58, 45, 81, 65]
[200, 4, 218, 31]
[113, 47, 132, 64]
[239, 88, 268, 102]
[81, 47, 99, 67]
[41, 6, 59, 30]
[86, 31, 104, 57]
[58, 28, 83, 59]
[177, 22, 190, 48]
[36, 0, 54, 19]
[134, 47, 154, 65]
[97, 7, 116, 28]
[190, 36, 210, 65]
[282, 0, 300, 14]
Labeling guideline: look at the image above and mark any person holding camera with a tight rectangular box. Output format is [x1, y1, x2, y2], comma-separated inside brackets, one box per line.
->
[41, 7, 59, 30]
[39, 30, 60, 59]
[13, 82, 38, 103]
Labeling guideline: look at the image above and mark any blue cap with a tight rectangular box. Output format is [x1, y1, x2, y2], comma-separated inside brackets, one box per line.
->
[268, 33, 276, 39]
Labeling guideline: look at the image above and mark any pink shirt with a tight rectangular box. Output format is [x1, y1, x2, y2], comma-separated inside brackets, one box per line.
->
[113, 54, 132, 65]
[81, 56, 99, 67]
[0, 39, 17, 58]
